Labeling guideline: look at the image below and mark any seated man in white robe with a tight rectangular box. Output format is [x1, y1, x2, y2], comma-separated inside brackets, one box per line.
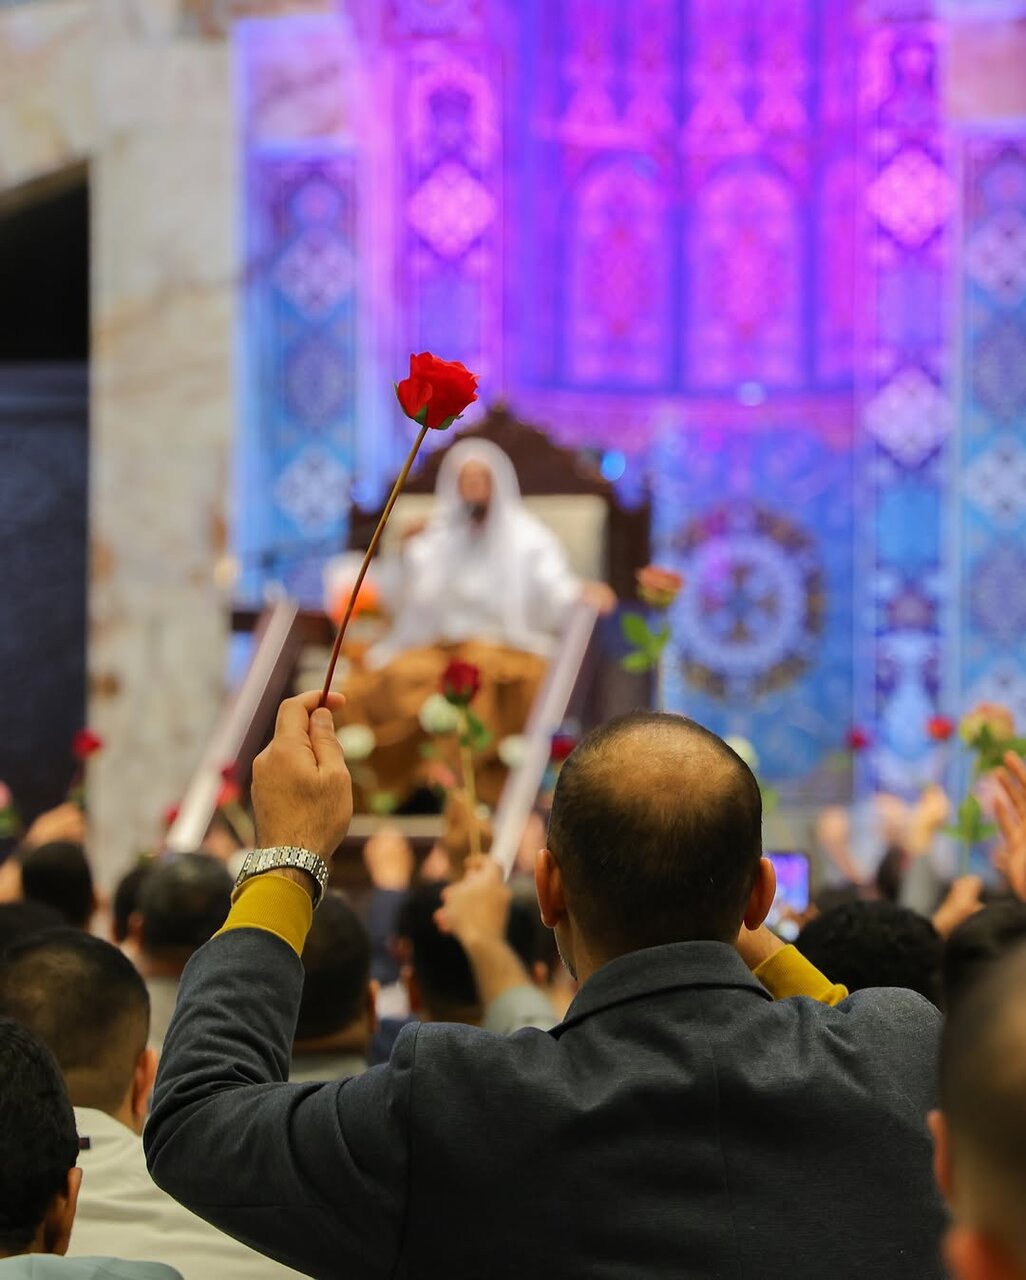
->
[336, 440, 614, 809]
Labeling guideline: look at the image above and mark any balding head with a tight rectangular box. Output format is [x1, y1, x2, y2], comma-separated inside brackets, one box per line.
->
[938, 942, 1026, 1271]
[546, 712, 763, 958]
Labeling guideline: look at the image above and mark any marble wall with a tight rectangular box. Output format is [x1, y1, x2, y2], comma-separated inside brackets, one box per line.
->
[0, 0, 327, 885]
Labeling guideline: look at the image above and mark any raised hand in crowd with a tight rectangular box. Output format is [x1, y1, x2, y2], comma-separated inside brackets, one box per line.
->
[22, 800, 87, 850]
[993, 750, 1026, 902]
[932, 875, 985, 939]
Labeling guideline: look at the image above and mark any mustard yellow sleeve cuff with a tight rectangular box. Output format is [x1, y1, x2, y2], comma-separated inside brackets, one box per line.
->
[215, 873, 314, 957]
[755, 943, 849, 1007]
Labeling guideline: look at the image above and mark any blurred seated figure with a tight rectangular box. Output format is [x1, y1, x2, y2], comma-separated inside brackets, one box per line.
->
[942, 899, 1026, 1012]
[127, 854, 232, 1054]
[0, 933, 300, 1280]
[933, 942, 1026, 1280]
[0, 1017, 181, 1280]
[336, 440, 614, 809]
[20, 842, 96, 931]
[290, 893, 375, 1083]
[109, 862, 154, 957]
[796, 901, 943, 1006]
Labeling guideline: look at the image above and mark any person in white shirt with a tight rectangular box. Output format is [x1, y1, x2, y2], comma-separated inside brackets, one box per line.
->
[0, 930, 301, 1280]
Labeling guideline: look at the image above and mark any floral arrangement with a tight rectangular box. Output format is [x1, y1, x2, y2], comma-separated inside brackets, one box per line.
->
[320, 353, 478, 701]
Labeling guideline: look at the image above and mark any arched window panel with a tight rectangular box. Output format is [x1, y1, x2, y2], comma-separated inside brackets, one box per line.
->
[685, 162, 805, 390]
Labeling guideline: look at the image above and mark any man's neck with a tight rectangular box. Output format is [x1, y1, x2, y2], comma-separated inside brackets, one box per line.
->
[292, 1027, 370, 1059]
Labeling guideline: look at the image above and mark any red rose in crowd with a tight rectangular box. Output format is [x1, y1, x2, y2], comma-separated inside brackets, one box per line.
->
[636, 564, 684, 610]
[846, 726, 871, 752]
[220, 763, 237, 785]
[71, 729, 104, 761]
[395, 352, 479, 431]
[927, 715, 955, 743]
[163, 803, 180, 829]
[550, 733, 577, 762]
[440, 659, 482, 706]
[217, 778, 242, 809]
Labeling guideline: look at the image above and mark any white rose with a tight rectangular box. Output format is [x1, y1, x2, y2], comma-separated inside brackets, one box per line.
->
[725, 735, 760, 771]
[497, 735, 528, 769]
[419, 693, 462, 736]
[337, 723, 376, 761]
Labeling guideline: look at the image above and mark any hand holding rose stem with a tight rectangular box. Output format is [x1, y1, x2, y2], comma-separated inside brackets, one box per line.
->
[319, 353, 479, 707]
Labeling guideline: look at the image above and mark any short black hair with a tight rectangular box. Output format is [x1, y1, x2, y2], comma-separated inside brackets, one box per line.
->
[111, 861, 154, 945]
[296, 892, 372, 1041]
[19, 842, 94, 930]
[942, 899, 1026, 1013]
[0, 930, 150, 1114]
[0, 1016, 79, 1255]
[398, 881, 478, 1017]
[0, 900, 64, 956]
[940, 942, 1026, 1258]
[546, 712, 763, 952]
[137, 852, 232, 958]
[796, 901, 942, 1005]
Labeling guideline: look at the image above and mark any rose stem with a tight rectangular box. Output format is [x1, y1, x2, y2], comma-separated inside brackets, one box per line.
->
[320, 423, 430, 706]
[458, 713, 482, 861]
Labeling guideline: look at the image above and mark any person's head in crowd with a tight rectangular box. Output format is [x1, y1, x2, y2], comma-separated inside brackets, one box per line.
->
[398, 881, 480, 1023]
[0, 899, 64, 956]
[932, 942, 1026, 1280]
[19, 841, 95, 930]
[874, 845, 907, 904]
[539, 712, 769, 980]
[131, 852, 232, 977]
[796, 901, 943, 1005]
[294, 892, 376, 1061]
[0, 930, 155, 1137]
[942, 899, 1026, 1013]
[111, 860, 155, 948]
[0, 1016, 81, 1259]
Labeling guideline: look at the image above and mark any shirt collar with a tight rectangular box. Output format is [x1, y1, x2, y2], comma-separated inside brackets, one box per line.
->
[555, 940, 771, 1034]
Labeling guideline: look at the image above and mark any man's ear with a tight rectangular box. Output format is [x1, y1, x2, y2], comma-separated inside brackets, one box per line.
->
[45, 1166, 81, 1256]
[929, 1109, 953, 1205]
[535, 848, 567, 930]
[945, 1226, 1020, 1280]
[127, 911, 145, 948]
[131, 1047, 159, 1130]
[742, 857, 777, 932]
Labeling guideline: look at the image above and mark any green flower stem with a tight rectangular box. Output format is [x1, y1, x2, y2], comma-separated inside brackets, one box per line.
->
[458, 708, 482, 861]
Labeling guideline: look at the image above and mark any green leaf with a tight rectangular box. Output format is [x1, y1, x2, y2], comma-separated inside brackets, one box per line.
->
[958, 794, 982, 831]
[621, 651, 655, 674]
[621, 612, 653, 648]
[369, 790, 399, 815]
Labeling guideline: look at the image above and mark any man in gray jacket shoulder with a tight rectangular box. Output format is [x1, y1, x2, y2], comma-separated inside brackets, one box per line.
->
[146, 697, 946, 1280]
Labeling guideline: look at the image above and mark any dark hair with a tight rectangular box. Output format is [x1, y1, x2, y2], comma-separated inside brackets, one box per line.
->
[296, 892, 372, 1041]
[137, 852, 232, 959]
[546, 712, 763, 952]
[942, 899, 1026, 1013]
[939, 942, 1026, 1250]
[111, 861, 155, 945]
[874, 846, 906, 904]
[0, 1016, 79, 1254]
[397, 882, 478, 1017]
[506, 888, 555, 975]
[796, 901, 942, 1005]
[19, 842, 94, 930]
[0, 930, 150, 1114]
[0, 900, 64, 956]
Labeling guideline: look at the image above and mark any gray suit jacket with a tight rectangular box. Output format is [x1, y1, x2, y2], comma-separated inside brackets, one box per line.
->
[146, 929, 946, 1280]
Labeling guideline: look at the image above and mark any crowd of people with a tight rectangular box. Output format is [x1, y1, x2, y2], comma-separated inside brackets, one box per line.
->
[2, 699, 1026, 1277]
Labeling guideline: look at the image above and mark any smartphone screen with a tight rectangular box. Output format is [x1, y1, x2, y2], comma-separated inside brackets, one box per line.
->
[766, 851, 811, 940]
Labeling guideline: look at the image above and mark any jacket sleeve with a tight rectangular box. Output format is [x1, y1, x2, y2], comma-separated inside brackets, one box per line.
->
[144, 927, 413, 1280]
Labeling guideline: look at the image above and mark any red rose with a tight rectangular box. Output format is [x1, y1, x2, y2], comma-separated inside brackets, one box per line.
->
[550, 733, 577, 762]
[72, 729, 104, 761]
[636, 564, 684, 610]
[846, 726, 871, 752]
[927, 715, 955, 743]
[395, 352, 479, 431]
[220, 763, 237, 785]
[163, 803, 180, 828]
[217, 779, 242, 809]
[440, 659, 481, 706]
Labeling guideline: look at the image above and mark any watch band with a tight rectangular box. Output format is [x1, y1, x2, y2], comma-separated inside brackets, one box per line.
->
[232, 846, 329, 909]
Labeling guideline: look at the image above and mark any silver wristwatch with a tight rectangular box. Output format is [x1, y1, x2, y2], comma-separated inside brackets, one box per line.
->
[232, 846, 329, 909]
